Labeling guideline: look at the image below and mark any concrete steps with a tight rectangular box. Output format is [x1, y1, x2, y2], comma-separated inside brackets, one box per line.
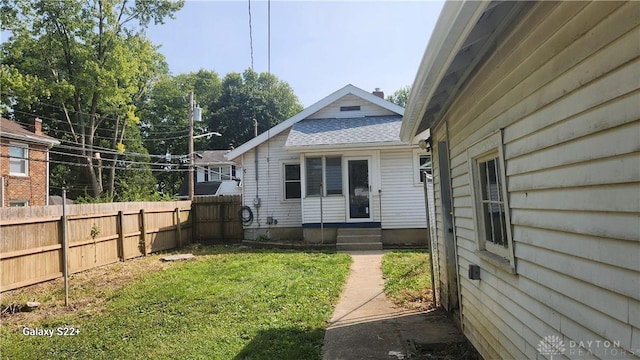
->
[336, 228, 382, 251]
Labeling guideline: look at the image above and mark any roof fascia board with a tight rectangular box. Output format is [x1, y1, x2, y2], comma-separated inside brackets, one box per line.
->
[226, 84, 405, 161]
[1, 132, 60, 146]
[400, 0, 489, 142]
[284, 141, 410, 153]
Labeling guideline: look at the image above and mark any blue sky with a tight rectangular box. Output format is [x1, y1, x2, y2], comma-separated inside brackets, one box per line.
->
[146, 1, 444, 107]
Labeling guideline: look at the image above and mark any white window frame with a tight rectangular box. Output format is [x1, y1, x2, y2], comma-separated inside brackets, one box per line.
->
[282, 162, 301, 201]
[9, 142, 29, 176]
[467, 131, 516, 271]
[9, 200, 28, 207]
[413, 149, 432, 186]
[304, 156, 343, 197]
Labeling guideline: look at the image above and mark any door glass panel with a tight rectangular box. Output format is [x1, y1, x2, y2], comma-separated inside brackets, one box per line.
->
[348, 160, 369, 219]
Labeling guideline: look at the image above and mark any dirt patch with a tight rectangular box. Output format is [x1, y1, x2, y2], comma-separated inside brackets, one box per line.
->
[396, 288, 435, 312]
[0, 253, 177, 329]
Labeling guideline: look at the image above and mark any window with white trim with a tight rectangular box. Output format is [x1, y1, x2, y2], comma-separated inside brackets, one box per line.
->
[283, 164, 301, 200]
[9, 200, 28, 207]
[9, 143, 29, 176]
[468, 131, 515, 268]
[413, 150, 432, 185]
[305, 156, 343, 197]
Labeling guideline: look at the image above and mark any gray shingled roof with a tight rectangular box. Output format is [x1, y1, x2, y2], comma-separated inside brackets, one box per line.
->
[285, 115, 402, 148]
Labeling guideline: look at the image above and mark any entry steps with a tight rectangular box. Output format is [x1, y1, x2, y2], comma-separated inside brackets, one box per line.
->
[336, 227, 382, 251]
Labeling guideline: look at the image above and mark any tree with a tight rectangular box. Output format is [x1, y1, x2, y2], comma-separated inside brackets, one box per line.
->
[138, 70, 222, 196]
[1, 0, 183, 200]
[208, 69, 304, 149]
[386, 85, 411, 108]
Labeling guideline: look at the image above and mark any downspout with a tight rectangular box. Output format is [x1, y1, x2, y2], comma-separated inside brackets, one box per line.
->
[253, 119, 261, 228]
[423, 172, 437, 309]
[445, 120, 464, 330]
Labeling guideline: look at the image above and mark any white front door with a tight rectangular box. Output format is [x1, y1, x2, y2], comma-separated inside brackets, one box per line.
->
[346, 157, 371, 221]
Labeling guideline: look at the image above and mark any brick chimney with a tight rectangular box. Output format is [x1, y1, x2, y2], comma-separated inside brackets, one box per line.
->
[30, 118, 43, 135]
[372, 88, 384, 99]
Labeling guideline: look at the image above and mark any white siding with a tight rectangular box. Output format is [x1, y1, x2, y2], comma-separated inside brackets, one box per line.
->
[379, 149, 428, 229]
[307, 94, 396, 119]
[238, 130, 302, 229]
[302, 196, 345, 224]
[432, 2, 640, 359]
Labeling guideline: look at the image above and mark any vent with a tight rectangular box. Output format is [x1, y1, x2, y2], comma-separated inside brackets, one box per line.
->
[340, 106, 360, 112]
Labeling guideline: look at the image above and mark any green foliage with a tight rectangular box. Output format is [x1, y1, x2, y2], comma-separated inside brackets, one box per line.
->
[386, 85, 411, 108]
[209, 68, 304, 149]
[90, 224, 100, 239]
[0, 247, 352, 359]
[1, 0, 183, 201]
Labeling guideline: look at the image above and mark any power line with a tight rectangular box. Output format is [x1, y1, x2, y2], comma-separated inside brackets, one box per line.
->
[248, 0, 254, 70]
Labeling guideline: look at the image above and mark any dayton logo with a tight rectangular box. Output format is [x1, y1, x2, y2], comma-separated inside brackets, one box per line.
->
[537, 335, 566, 359]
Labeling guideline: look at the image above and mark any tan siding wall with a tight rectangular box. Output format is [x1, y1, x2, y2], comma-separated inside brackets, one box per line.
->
[379, 149, 428, 229]
[239, 130, 303, 232]
[432, 2, 640, 358]
[307, 94, 396, 119]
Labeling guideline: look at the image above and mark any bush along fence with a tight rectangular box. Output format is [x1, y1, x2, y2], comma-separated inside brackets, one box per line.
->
[0, 195, 242, 292]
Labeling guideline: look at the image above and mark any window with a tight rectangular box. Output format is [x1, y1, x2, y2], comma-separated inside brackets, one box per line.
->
[284, 164, 301, 200]
[306, 158, 322, 196]
[9, 143, 28, 176]
[340, 106, 360, 112]
[197, 166, 233, 182]
[325, 157, 342, 195]
[413, 150, 432, 185]
[468, 131, 515, 269]
[305, 156, 343, 197]
[9, 200, 28, 207]
[419, 154, 432, 183]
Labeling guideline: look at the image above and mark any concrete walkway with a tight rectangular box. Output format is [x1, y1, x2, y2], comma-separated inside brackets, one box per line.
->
[322, 250, 465, 360]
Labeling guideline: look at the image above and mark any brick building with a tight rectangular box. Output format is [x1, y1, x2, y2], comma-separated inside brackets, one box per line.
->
[0, 117, 59, 207]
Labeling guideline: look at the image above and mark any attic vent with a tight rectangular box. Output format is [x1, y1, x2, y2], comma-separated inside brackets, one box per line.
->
[340, 106, 360, 112]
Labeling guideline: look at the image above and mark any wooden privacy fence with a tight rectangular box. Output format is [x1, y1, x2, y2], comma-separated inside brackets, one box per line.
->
[0, 201, 193, 292]
[192, 195, 243, 243]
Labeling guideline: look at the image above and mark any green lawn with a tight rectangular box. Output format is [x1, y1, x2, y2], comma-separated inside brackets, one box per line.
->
[0, 246, 352, 360]
[381, 250, 433, 310]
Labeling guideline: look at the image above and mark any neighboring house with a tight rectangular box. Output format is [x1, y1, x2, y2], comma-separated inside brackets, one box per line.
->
[226, 84, 430, 248]
[177, 150, 241, 198]
[0, 117, 59, 207]
[401, 1, 639, 359]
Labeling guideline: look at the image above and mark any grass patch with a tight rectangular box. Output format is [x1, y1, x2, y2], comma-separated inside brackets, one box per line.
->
[381, 250, 433, 311]
[0, 245, 351, 359]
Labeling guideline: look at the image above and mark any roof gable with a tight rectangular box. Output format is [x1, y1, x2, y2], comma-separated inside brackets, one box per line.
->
[226, 84, 404, 160]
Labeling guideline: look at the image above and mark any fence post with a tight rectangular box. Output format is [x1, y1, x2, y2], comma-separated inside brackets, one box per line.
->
[175, 207, 182, 248]
[221, 201, 226, 241]
[117, 211, 124, 261]
[139, 209, 147, 256]
[62, 189, 69, 307]
[191, 200, 197, 243]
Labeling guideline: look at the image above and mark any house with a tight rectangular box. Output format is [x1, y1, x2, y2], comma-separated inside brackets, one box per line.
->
[226, 85, 430, 248]
[177, 150, 241, 198]
[0, 117, 59, 207]
[401, 1, 639, 359]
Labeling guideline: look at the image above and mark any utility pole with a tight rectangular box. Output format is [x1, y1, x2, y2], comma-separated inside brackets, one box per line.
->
[188, 92, 195, 201]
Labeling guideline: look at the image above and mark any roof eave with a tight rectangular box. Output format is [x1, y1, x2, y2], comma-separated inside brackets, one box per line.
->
[400, 0, 490, 142]
[1, 132, 60, 147]
[284, 140, 409, 153]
